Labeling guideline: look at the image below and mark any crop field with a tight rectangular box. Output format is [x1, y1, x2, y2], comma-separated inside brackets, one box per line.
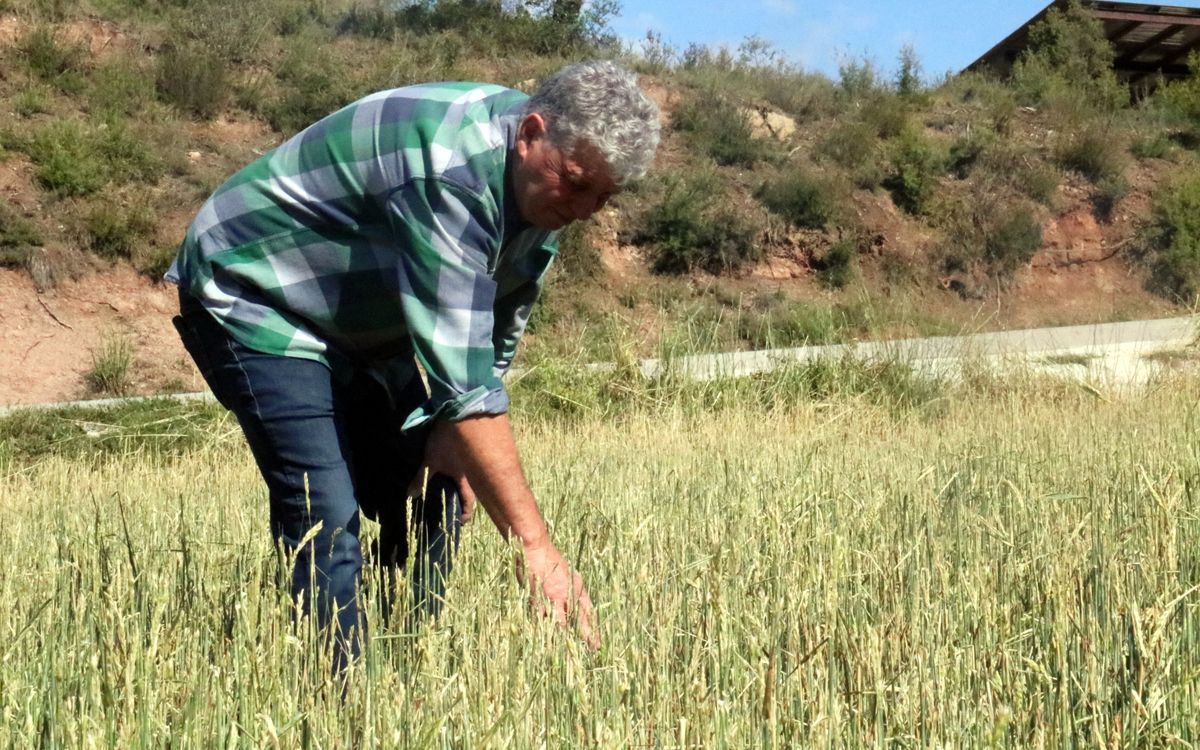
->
[2, 368, 1200, 747]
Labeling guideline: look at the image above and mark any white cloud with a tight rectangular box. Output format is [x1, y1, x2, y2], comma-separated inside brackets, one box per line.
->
[763, 0, 797, 15]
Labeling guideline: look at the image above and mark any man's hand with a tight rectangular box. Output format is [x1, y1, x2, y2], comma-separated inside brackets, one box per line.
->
[408, 418, 479, 524]
[411, 413, 598, 648]
[518, 537, 598, 650]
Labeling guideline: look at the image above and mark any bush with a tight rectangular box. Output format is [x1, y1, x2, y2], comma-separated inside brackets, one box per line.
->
[1093, 175, 1130, 221]
[1131, 134, 1172, 160]
[673, 93, 773, 168]
[939, 193, 1042, 276]
[12, 84, 52, 118]
[344, 0, 619, 56]
[818, 120, 884, 188]
[265, 33, 361, 134]
[0, 204, 43, 268]
[942, 72, 1019, 135]
[976, 141, 1060, 204]
[1010, 0, 1125, 112]
[81, 198, 157, 260]
[26, 120, 164, 197]
[91, 56, 157, 117]
[18, 26, 87, 93]
[156, 43, 229, 119]
[895, 44, 924, 99]
[27, 122, 107, 197]
[947, 129, 996, 178]
[984, 206, 1043, 272]
[884, 127, 946, 215]
[838, 56, 879, 100]
[1147, 176, 1200, 300]
[553, 220, 602, 283]
[1054, 121, 1127, 183]
[1154, 52, 1200, 126]
[815, 238, 857, 289]
[631, 171, 760, 274]
[860, 93, 909, 139]
[754, 169, 842, 229]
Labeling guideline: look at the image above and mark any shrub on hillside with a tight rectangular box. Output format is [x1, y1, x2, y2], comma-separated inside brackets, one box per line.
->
[860, 93, 909, 139]
[265, 33, 362, 134]
[630, 171, 760, 274]
[883, 127, 947, 215]
[818, 120, 884, 188]
[344, 0, 619, 55]
[1054, 121, 1128, 183]
[940, 72, 1019, 135]
[91, 55, 157, 117]
[984, 206, 1043, 272]
[1147, 176, 1200, 300]
[1151, 52, 1200, 151]
[838, 56, 879, 100]
[754, 169, 843, 230]
[938, 193, 1043, 276]
[156, 43, 229, 119]
[27, 122, 107, 196]
[1010, 0, 1125, 112]
[18, 25, 87, 93]
[0, 204, 42, 269]
[81, 198, 157, 261]
[26, 120, 164, 197]
[976, 141, 1061, 204]
[553, 220, 603, 283]
[1131, 134, 1172, 160]
[13, 83, 53, 118]
[673, 93, 773, 168]
[895, 44, 924, 100]
[814, 237, 857, 290]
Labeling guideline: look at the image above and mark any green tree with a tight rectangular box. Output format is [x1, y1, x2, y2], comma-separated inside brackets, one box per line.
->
[1011, 0, 1124, 110]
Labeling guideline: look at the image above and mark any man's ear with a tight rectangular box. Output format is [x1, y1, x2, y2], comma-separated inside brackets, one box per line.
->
[517, 113, 547, 157]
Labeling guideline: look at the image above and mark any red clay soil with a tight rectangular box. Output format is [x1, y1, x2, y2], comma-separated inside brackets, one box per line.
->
[0, 266, 199, 406]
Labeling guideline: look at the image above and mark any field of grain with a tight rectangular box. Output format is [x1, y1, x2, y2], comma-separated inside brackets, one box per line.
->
[2, 371, 1200, 747]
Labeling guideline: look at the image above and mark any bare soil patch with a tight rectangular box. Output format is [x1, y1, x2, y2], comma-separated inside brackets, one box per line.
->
[0, 267, 197, 406]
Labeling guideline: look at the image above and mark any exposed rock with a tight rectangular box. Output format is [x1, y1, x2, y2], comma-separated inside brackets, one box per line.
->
[1033, 209, 1108, 267]
[743, 107, 797, 141]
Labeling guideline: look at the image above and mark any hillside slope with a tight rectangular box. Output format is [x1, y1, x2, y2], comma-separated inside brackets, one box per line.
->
[0, 2, 1196, 404]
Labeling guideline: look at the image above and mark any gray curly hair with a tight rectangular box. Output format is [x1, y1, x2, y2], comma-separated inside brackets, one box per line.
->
[526, 60, 661, 186]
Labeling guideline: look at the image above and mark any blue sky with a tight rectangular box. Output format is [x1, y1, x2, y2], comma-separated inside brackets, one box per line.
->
[611, 0, 1200, 81]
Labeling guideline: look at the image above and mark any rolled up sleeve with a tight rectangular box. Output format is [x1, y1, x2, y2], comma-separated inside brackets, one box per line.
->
[385, 178, 507, 431]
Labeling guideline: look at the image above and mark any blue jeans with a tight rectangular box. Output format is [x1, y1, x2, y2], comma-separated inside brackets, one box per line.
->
[173, 289, 461, 667]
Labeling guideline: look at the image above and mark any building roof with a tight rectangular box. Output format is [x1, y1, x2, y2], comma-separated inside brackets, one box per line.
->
[967, 1, 1200, 83]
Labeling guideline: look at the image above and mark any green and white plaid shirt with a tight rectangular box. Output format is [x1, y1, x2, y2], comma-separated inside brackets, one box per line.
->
[167, 83, 558, 429]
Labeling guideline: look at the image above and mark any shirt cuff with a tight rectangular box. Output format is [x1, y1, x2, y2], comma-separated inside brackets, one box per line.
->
[401, 381, 510, 431]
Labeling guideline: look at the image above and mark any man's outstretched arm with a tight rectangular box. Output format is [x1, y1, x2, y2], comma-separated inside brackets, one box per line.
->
[415, 412, 597, 648]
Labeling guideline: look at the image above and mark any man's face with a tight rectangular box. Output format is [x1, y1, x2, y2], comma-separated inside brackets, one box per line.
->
[512, 114, 619, 231]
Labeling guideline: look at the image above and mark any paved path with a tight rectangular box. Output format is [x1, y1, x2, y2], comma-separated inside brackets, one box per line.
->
[634, 315, 1199, 385]
[3, 316, 1197, 416]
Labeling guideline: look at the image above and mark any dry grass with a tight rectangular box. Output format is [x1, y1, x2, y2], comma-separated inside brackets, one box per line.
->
[3, 372, 1200, 745]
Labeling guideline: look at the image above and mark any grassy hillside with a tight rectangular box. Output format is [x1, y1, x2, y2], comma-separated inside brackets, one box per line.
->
[2, 0, 1200, 374]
